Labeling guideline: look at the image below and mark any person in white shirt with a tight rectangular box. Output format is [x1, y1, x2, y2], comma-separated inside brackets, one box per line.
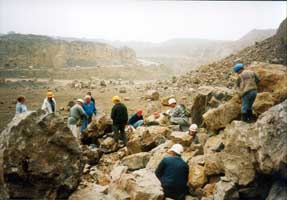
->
[41, 92, 56, 114]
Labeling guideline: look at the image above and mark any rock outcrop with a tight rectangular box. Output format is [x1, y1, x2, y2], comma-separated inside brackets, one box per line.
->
[0, 111, 84, 199]
[0, 34, 136, 68]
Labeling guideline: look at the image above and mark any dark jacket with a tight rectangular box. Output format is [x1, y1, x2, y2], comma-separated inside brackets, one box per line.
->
[155, 155, 189, 194]
[128, 113, 143, 125]
[111, 102, 128, 125]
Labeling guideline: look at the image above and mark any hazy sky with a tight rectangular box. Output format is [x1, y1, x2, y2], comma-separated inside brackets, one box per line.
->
[0, 0, 286, 42]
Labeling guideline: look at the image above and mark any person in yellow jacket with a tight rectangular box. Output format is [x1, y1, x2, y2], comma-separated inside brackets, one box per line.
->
[233, 63, 260, 122]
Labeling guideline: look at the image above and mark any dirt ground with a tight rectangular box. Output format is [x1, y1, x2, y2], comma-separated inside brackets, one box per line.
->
[0, 79, 191, 131]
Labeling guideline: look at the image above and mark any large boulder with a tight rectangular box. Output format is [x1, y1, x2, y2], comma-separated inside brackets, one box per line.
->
[120, 152, 151, 171]
[69, 184, 114, 200]
[202, 95, 241, 131]
[168, 131, 192, 146]
[253, 92, 275, 115]
[144, 113, 170, 126]
[188, 164, 208, 188]
[127, 126, 170, 154]
[0, 111, 84, 199]
[249, 63, 287, 103]
[213, 179, 238, 200]
[190, 86, 234, 126]
[109, 168, 164, 200]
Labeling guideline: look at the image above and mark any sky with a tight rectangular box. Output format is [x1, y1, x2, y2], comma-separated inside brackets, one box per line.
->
[0, 0, 286, 43]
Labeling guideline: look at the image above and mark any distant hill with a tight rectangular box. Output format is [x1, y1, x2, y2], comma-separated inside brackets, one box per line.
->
[176, 18, 286, 88]
[0, 34, 136, 69]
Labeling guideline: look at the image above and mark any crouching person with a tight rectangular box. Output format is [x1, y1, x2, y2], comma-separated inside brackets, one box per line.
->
[128, 109, 144, 129]
[155, 144, 189, 200]
[68, 99, 88, 139]
[167, 98, 189, 128]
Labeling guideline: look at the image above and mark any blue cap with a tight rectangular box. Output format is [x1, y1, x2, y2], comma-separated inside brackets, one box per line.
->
[233, 63, 244, 73]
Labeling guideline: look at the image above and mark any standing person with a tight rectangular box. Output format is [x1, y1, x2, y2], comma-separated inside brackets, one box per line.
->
[167, 98, 189, 127]
[15, 95, 27, 114]
[41, 91, 56, 114]
[111, 96, 128, 147]
[81, 95, 97, 132]
[233, 63, 260, 122]
[68, 99, 88, 139]
[128, 109, 144, 129]
[155, 144, 189, 200]
[87, 91, 95, 104]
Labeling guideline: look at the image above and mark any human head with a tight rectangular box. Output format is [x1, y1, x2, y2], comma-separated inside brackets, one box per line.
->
[168, 98, 177, 108]
[233, 63, 244, 74]
[189, 124, 198, 136]
[168, 144, 184, 156]
[153, 112, 160, 119]
[85, 95, 91, 104]
[17, 95, 26, 103]
[112, 96, 121, 104]
[47, 92, 54, 99]
[136, 109, 143, 117]
[87, 91, 92, 96]
[76, 98, 84, 106]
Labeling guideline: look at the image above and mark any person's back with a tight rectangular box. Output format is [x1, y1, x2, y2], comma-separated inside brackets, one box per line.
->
[68, 104, 86, 125]
[16, 102, 27, 114]
[111, 102, 128, 125]
[155, 156, 189, 193]
[237, 69, 260, 96]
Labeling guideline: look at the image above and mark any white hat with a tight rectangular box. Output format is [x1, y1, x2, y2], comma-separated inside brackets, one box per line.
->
[76, 99, 84, 104]
[189, 124, 198, 132]
[168, 144, 184, 155]
[168, 98, 177, 105]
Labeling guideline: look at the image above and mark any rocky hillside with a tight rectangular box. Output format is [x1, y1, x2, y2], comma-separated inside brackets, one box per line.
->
[173, 18, 287, 89]
[0, 34, 136, 69]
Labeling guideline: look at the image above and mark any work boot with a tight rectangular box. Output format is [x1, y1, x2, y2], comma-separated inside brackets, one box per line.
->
[241, 113, 249, 123]
[247, 109, 256, 122]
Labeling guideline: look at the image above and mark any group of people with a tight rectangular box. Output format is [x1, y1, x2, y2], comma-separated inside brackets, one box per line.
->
[14, 63, 260, 199]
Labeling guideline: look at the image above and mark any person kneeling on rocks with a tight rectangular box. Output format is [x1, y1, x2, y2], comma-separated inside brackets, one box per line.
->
[68, 99, 88, 139]
[111, 96, 128, 147]
[166, 98, 189, 127]
[128, 109, 144, 129]
[233, 63, 260, 123]
[155, 144, 189, 200]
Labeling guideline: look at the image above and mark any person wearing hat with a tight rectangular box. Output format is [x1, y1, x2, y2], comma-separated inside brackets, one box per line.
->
[41, 91, 56, 114]
[155, 144, 189, 200]
[128, 109, 144, 129]
[15, 95, 28, 114]
[189, 124, 199, 145]
[233, 63, 260, 122]
[111, 96, 128, 146]
[167, 98, 189, 127]
[68, 99, 88, 139]
[81, 95, 97, 132]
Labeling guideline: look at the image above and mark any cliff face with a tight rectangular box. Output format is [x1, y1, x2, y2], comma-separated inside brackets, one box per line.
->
[0, 34, 136, 68]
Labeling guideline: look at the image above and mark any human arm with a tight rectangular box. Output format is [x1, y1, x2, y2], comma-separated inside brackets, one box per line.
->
[155, 158, 166, 179]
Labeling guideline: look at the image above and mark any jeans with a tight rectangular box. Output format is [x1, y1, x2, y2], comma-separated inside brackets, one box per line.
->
[81, 117, 92, 132]
[112, 124, 127, 144]
[241, 89, 257, 114]
[132, 120, 144, 128]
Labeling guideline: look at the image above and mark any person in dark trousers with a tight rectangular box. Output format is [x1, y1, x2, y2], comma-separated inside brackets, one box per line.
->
[155, 144, 189, 200]
[111, 96, 128, 147]
[128, 109, 144, 129]
[233, 63, 260, 122]
[87, 91, 95, 104]
[81, 95, 97, 132]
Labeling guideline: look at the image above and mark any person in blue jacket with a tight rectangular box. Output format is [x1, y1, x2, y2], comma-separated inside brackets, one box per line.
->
[81, 95, 97, 132]
[155, 144, 189, 200]
[128, 109, 144, 129]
